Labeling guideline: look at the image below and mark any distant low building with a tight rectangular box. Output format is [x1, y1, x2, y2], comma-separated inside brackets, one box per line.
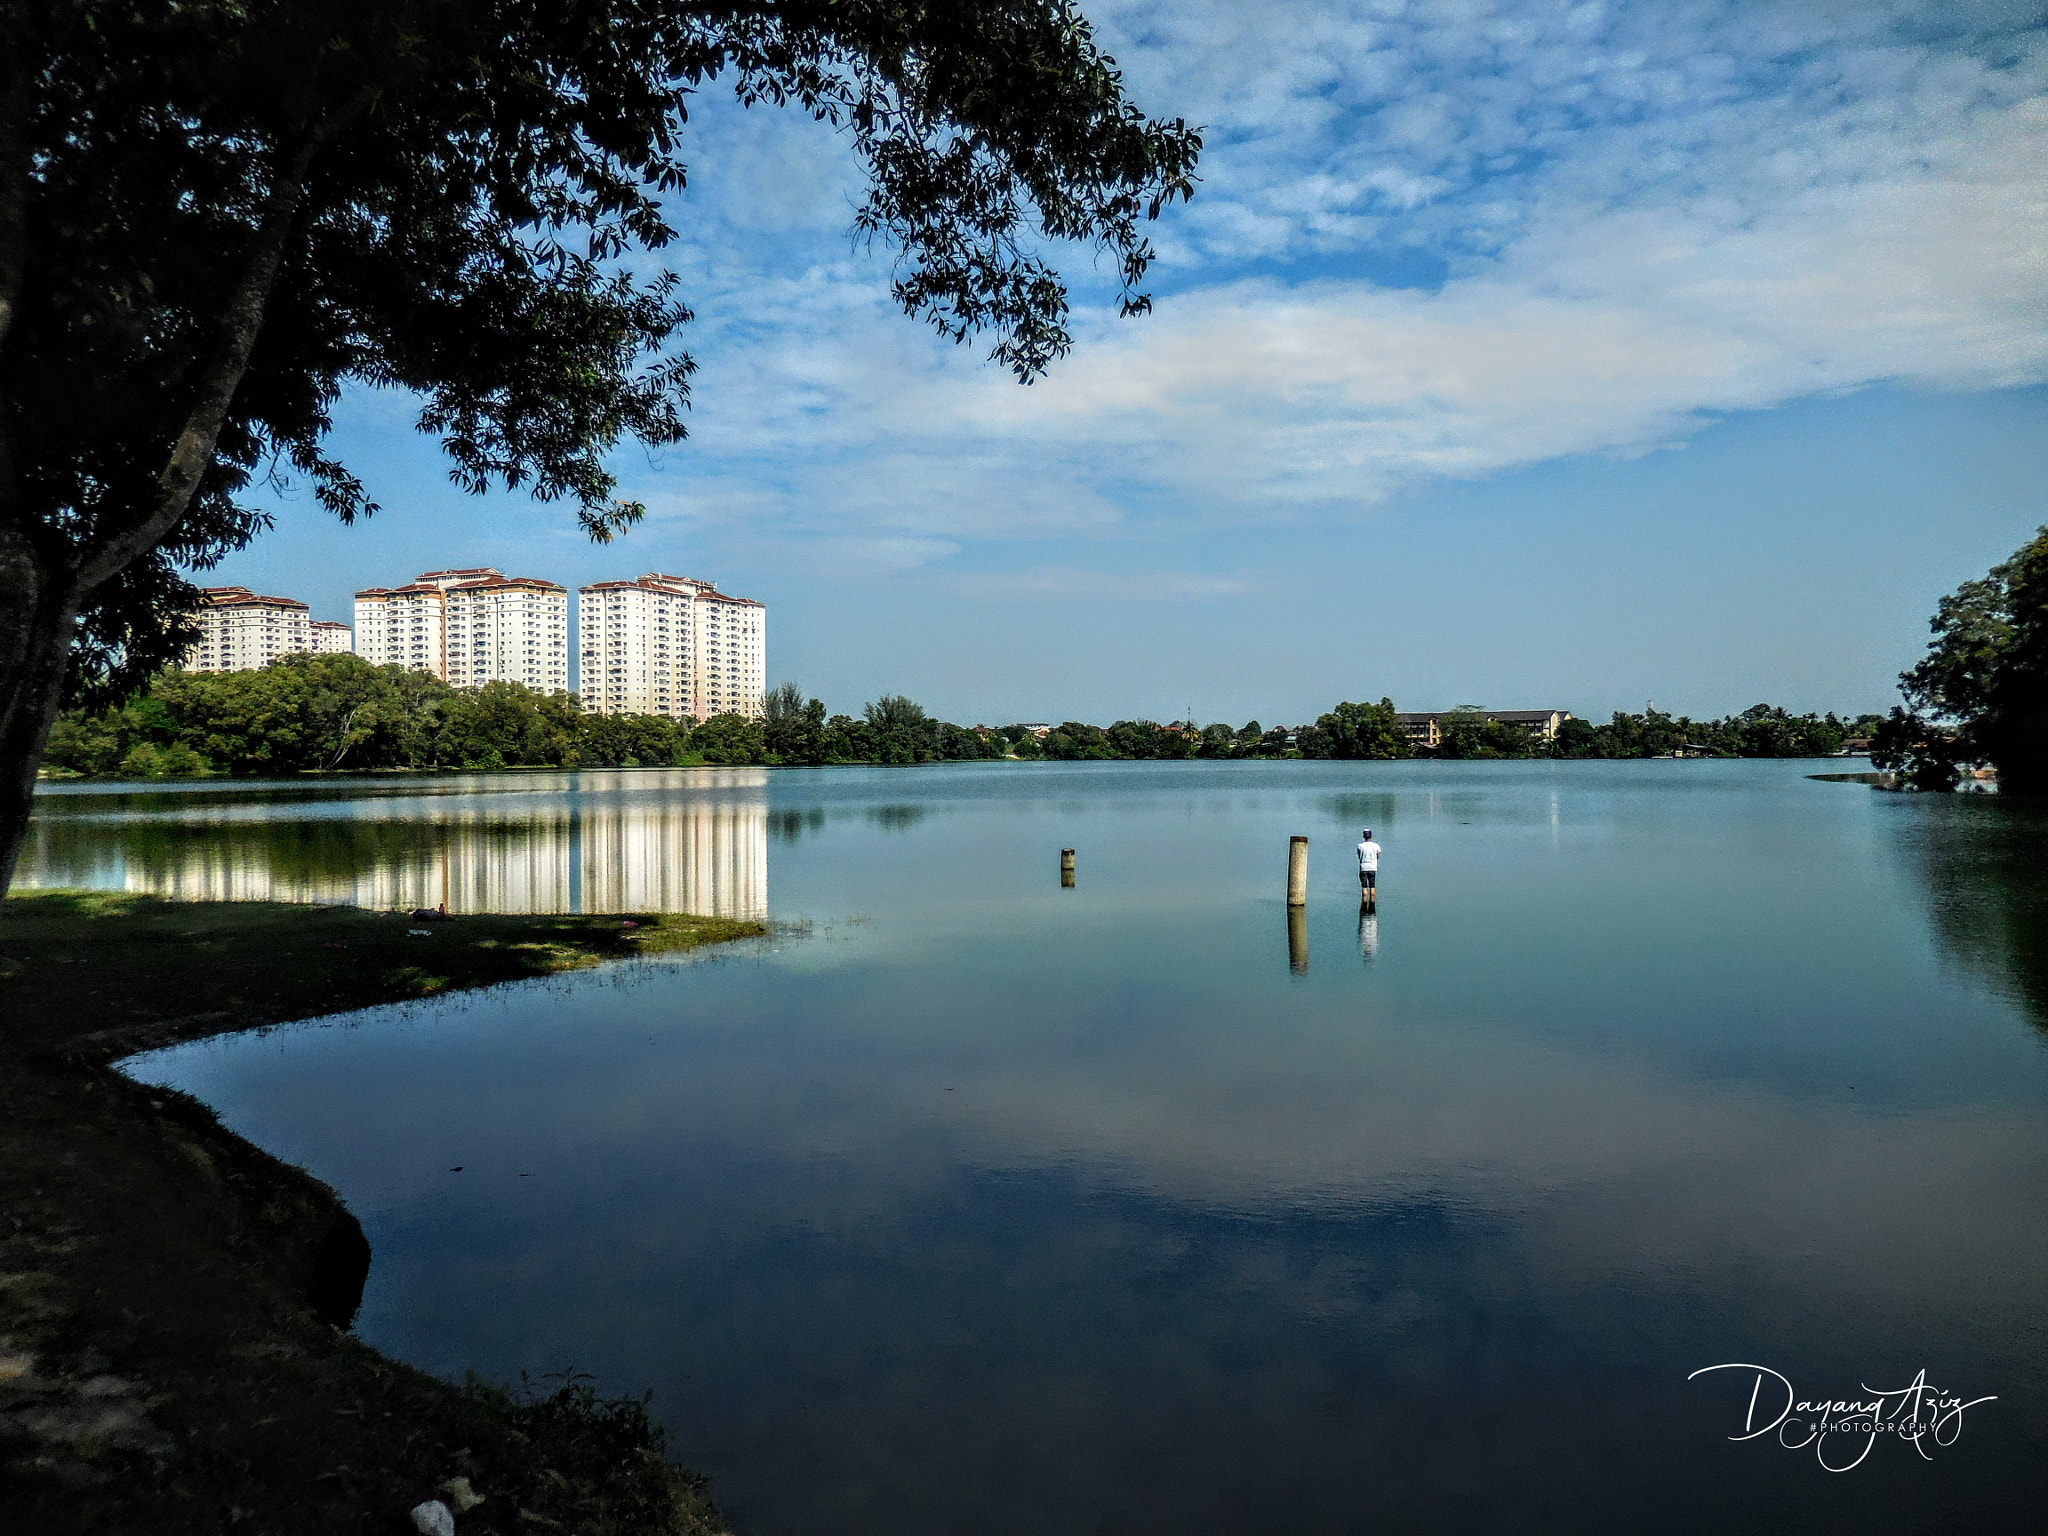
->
[1015, 723, 1053, 739]
[1396, 709, 1571, 750]
[181, 586, 321, 673]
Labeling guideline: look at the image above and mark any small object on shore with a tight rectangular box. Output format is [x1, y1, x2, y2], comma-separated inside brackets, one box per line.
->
[408, 904, 453, 922]
[409, 928, 433, 937]
[621, 919, 638, 928]
[410, 1498, 456, 1536]
[439, 1476, 486, 1511]
[1286, 835, 1309, 907]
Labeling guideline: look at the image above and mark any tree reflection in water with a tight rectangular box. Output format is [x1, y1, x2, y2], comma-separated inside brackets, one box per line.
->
[1913, 793, 2048, 1033]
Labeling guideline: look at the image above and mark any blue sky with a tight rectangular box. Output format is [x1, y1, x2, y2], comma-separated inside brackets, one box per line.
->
[207, 0, 2048, 726]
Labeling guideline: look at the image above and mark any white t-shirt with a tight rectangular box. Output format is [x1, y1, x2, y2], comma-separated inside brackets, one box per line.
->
[1357, 839, 1382, 872]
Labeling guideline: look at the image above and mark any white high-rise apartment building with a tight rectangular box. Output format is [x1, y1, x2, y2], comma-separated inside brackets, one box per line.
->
[442, 573, 570, 694]
[309, 620, 354, 654]
[692, 584, 766, 720]
[181, 586, 350, 672]
[353, 568, 568, 693]
[577, 574, 696, 718]
[577, 573, 765, 720]
[353, 580, 452, 678]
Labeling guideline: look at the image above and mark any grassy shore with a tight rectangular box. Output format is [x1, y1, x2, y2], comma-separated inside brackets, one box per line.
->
[0, 892, 764, 1534]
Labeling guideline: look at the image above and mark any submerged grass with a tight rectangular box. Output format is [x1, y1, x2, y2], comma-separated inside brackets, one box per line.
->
[0, 891, 762, 1060]
[0, 891, 761, 1533]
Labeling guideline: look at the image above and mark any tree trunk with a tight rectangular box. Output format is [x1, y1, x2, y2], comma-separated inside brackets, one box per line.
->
[0, 534, 77, 894]
[0, 103, 363, 892]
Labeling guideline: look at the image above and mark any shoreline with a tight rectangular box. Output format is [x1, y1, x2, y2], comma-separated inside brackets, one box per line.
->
[0, 893, 762, 1533]
[35, 751, 1880, 787]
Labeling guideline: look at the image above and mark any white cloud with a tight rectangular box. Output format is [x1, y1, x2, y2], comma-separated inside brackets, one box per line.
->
[611, 1, 2048, 569]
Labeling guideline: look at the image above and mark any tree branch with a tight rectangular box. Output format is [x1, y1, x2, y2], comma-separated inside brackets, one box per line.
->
[75, 94, 370, 594]
[0, 6, 33, 523]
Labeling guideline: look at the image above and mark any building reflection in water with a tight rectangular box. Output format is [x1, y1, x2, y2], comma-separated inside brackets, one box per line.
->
[20, 771, 768, 919]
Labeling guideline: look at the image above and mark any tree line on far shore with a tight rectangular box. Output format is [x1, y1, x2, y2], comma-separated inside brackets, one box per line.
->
[36, 658, 1021, 776]
[38, 655, 1879, 779]
[1019, 701, 1875, 762]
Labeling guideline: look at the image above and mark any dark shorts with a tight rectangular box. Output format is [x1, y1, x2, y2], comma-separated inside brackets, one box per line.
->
[1359, 868, 1376, 889]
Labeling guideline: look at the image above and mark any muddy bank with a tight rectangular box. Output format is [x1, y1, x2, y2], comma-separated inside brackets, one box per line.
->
[0, 894, 762, 1533]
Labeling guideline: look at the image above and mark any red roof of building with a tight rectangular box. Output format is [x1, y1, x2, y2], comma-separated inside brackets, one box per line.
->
[446, 575, 565, 594]
[199, 586, 307, 611]
[578, 574, 759, 606]
[354, 582, 449, 599]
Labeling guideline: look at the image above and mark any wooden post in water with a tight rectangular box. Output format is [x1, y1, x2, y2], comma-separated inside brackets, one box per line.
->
[1286, 835, 1309, 907]
[1060, 847, 1076, 888]
[1287, 905, 1309, 974]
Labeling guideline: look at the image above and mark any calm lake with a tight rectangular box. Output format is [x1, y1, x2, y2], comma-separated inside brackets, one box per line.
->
[20, 760, 2048, 1531]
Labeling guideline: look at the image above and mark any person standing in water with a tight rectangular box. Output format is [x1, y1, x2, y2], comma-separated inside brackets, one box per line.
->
[1356, 828, 1382, 901]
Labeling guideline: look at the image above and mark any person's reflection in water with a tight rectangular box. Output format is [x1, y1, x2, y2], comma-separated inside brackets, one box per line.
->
[1357, 907, 1379, 964]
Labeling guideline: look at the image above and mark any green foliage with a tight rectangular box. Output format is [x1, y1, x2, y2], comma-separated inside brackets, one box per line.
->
[438, 683, 586, 769]
[690, 713, 768, 766]
[478, 1370, 724, 1536]
[575, 710, 695, 769]
[1436, 710, 1536, 760]
[1871, 707, 1964, 791]
[763, 680, 828, 765]
[42, 663, 1026, 776]
[44, 662, 1881, 780]
[864, 694, 933, 764]
[999, 724, 1047, 758]
[1546, 704, 1853, 760]
[1041, 721, 1115, 759]
[1885, 526, 2048, 793]
[42, 655, 663, 776]
[1304, 698, 1406, 760]
[10, 1, 1201, 700]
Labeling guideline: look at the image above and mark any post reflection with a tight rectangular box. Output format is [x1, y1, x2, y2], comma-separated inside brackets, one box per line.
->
[1287, 906, 1308, 974]
[20, 777, 768, 918]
